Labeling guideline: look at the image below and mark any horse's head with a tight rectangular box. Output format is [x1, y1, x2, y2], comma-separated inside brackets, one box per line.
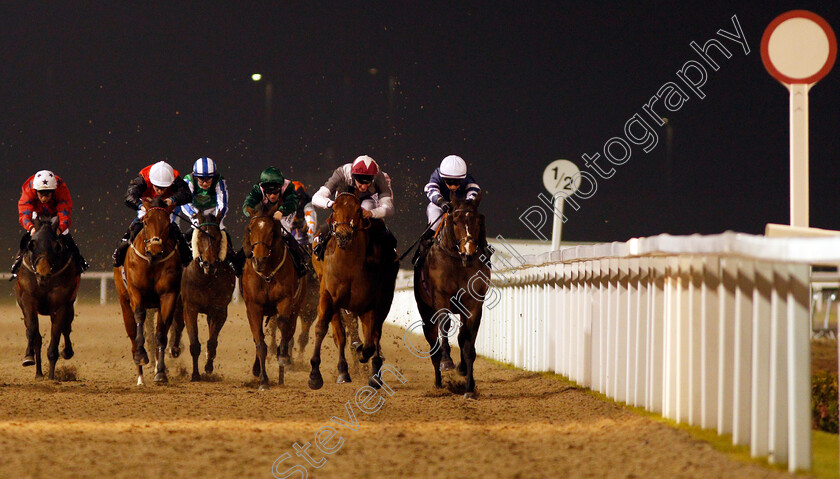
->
[331, 193, 363, 249]
[244, 202, 279, 273]
[192, 210, 225, 275]
[27, 216, 65, 285]
[140, 197, 176, 259]
[447, 197, 481, 266]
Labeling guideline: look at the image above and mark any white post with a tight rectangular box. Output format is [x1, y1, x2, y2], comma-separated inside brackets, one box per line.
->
[100, 276, 107, 305]
[789, 83, 809, 227]
[551, 199, 564, 251]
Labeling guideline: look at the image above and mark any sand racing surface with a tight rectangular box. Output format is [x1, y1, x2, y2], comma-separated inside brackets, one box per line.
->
[0, 302, 802, 478]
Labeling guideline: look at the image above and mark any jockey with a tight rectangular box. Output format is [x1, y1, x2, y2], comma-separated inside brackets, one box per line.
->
[11, 170, 88, 279]
[414, 155, 487, 265]
[289, 180, 318, 246]
[241, 166, 309, 276]
[311, 155, 397, 263]
[112, 161, 193, 267]
[180, 157, 239, 274]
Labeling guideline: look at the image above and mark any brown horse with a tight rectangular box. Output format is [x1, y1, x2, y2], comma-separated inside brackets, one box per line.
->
[180, 211, 236, 381]
[241, 202, 307, 390]
[308, 192, 398, 389]
[414, 197, 490, 398]
[13, 216, 82, 379]
[114, 198, 183, 386]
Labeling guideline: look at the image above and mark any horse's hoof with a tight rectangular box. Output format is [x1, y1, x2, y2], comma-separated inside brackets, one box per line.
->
[368, 376, 382, 389]
[191, 372, 201, 382]
[35, 373, 44, 379]
[456, 362, 467, 377]
[252, 361, 261, 378]
[21, 355, 35, 367]
[135, 348, 149, 365]
[278, 356, 292, 367]
[153, 372, 168, 384]
[168, 346, 181, 359]
[464, 392, 478, 400]
[351, 341, 363, 353]
[258, 381, 269, 391]
[60, 346, 74, 360]
[137, 375, 145, 386]
[204, 364, 214, 375]
[439, 358, 456, 372]
[309, 374, 324, 390]
[336, 372, 352, 384]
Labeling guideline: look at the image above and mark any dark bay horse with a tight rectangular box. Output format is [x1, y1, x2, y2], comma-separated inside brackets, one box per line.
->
[241, 202, 307, 390]
[180, 211, 235, 381]
[414, 197, 490, 398]
[13, 216, 82, 379]
[308, 192, 398, 389]
[114, 198, 183, 386]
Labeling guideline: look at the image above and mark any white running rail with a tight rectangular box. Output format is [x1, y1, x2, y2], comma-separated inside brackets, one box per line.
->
[387, 231, 840, 472]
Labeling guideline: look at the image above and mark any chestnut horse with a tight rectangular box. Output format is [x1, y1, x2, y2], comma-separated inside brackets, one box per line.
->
[180, 211, 235, 381]
[413, 197, 489, 398]
[241, 202, 307, 390]
[14, 216, 82, 379]
[114, 198, 184, 385]
[308, 192, 398, 389]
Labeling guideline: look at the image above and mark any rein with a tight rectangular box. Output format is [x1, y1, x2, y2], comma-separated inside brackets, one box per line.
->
[247, 215, 289, 282]
[22, 254, 73, 277]
[435, 208, 475, 260]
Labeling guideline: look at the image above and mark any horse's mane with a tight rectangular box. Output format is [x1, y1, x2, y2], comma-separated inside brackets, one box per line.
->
[148, 197, 168, 209]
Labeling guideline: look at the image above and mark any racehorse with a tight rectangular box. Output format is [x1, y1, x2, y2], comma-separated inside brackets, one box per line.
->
[413, 197, 489, 398]
[13, 216, 82, 379]
[180, 210, 235, 381]
[241, 202, 307, 390]
[308, 192, 398, 389]
[114, 197, 184, 385]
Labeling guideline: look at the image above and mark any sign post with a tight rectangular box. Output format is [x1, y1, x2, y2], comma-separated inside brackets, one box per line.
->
[761, 10, 837, 228]
[761, 10, 836, 473]
[542, 159, 580, 251]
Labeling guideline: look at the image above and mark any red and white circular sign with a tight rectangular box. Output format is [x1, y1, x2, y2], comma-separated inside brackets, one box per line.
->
[761, 10, 837, 84]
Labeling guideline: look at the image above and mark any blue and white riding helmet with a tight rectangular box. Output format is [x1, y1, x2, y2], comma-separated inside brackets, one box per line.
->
[192, 157, 218, 178]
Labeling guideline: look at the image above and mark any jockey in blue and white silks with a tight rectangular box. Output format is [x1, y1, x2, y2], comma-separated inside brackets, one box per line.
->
[424, 155, 480, 230]
[181, 157, 230, 229]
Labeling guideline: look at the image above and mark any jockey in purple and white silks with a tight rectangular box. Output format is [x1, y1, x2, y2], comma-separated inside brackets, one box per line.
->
[424, 155, 480, 230]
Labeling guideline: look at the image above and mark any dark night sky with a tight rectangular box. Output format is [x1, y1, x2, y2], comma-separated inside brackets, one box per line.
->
[2, 1, 840, 268]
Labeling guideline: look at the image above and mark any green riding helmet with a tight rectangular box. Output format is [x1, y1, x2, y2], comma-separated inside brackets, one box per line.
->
[259, 167, 285, 188]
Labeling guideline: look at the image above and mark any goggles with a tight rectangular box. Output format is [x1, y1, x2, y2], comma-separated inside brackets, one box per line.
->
[443, 178, 462, 187]
[353, 174, 374, 185]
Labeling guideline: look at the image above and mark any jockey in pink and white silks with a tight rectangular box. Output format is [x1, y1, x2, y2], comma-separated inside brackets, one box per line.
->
[311, 155, 397, 262]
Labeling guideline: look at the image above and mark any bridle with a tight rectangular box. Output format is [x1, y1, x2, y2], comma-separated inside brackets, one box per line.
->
[247, 215, 288, 282]
[131, 206, 177, 264]
[22, 226, 73, 282]
[437, 207, 477, 263]
[194, 221, 224, 270]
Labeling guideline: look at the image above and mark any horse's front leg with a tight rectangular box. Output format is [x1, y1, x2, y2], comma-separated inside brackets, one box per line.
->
[168, 298, 184, 358]
[459, 311, 483, 399]
[331, 311, 351, 384]
[183, 301, 201, 382]
[275, 313, 296, 385]
[368, 315, 385, 389]
[60, 303, 75, 360]
[245, 303, 269, 390]
[205, 308, 228, 375]
[308, 293, 334, 390]
[154, 292, 178, 384]
[46, 307, 67, 380]
[21, 300, 42, 378]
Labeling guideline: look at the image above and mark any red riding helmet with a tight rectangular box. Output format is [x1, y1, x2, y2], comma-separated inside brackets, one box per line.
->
[351, 155, 379, 176]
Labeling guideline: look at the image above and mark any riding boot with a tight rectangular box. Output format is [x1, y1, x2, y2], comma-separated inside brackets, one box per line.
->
[222, 230, 239, 274]
[10, 232, 30, 280]
[283, 232, 310, 277]
[412, 228, 435, 268]
[171, 226, 192, 266]
[62, 233, 89, 272]
[112, 221, 142, 268]
[230, 248, 246, 277]
[312, 225, 331, 261]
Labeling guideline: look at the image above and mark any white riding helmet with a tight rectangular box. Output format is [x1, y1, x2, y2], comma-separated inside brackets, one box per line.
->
[192, 157, 217, 178]
[439, 155, 467, 179]
[149, 161, 175, 188]
[33, 170, 58, 191]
